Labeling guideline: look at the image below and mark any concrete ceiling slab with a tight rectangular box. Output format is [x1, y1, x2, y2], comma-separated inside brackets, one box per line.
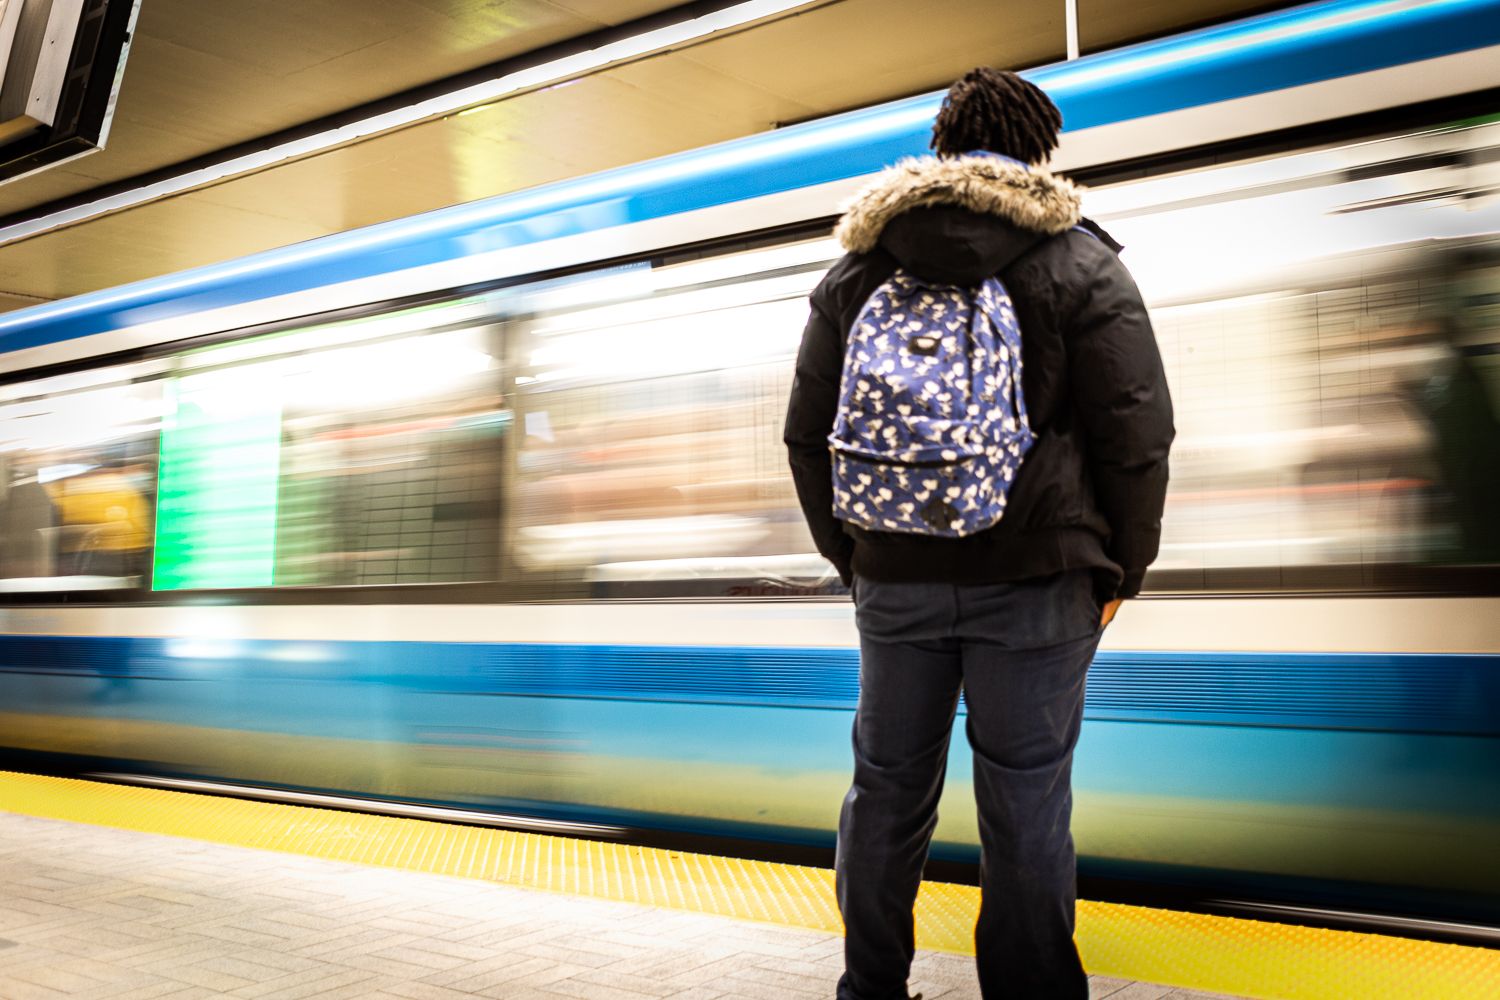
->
[0, 0, 1295, 312]
[0, 0, 690, 214]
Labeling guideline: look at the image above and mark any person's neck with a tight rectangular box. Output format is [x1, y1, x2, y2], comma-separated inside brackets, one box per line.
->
[958, 149, 1030, 170]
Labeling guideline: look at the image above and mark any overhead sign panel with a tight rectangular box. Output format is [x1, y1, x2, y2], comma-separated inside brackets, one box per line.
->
[0, 1, 26, 110]
[1, 0, 85, 143]
[0, 0, 137, 185]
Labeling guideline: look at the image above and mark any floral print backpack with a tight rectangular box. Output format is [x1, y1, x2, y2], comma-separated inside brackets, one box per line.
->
[827, 270, 1033, 537]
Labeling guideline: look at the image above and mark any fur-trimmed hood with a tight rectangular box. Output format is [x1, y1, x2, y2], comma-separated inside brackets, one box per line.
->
[835, 154, 1083, 254]
[831, 154, 1085, 286]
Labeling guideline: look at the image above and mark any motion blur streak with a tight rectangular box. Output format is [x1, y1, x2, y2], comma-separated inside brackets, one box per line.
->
[478, 113, 1489, 591]
[2, 0, 1498, 933]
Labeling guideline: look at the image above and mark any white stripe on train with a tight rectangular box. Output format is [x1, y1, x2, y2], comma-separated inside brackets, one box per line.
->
[1, 597, 1494, 654]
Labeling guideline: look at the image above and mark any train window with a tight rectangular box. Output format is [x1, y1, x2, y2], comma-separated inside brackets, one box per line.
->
[6, 117, 1494, 601]
[0, 362, 167, 591]
[1090, 117, 1500, 591]
[505, 115, 1500, 598]
[509, 239, 842, 596]
[153, 303, 509, 590]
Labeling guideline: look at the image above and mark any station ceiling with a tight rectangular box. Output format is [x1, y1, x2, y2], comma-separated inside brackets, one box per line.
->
[0, 0, 1289, 316]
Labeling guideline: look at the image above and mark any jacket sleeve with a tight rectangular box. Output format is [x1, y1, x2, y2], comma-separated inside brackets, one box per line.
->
[1067, 251, 1175, 598]
[784, 290, 854, 585]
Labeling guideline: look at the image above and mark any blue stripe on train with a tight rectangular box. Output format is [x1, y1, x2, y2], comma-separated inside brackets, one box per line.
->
[2, 0, 1498, 353]
[2, 634, 1496, 736]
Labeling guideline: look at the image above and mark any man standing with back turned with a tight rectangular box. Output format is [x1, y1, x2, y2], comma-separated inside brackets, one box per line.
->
[784, 68, 1174, 999]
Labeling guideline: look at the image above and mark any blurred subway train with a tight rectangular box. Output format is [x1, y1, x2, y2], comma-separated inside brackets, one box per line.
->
[2, 0, 1499, 936]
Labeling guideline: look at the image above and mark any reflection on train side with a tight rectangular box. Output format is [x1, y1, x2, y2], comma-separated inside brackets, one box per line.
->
[510, 257, 824, 588]
[511, 120, 1500, 594]
[0, 313, 512, 593]
[0, 119, 1496, 595]
[0, 367, 164, 590]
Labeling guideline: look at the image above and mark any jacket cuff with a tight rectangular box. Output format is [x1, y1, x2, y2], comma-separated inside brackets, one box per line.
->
[1116, 569, 1147, 599]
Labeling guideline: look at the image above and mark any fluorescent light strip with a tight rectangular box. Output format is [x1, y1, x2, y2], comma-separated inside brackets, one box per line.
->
[0, 0, 820, 248]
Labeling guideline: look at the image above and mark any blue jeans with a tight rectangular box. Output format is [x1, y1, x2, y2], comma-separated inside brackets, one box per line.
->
[836, 572, 1102, 1000]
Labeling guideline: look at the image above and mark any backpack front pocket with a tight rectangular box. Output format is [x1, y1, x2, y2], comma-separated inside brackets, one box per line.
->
[831, 447, 1008, 537]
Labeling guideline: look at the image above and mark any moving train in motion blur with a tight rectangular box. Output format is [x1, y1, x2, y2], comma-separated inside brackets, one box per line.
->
[2, 0, 1498, 936]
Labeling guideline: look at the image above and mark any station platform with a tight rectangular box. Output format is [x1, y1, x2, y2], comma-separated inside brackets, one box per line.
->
[1, 772, 1495, 1000]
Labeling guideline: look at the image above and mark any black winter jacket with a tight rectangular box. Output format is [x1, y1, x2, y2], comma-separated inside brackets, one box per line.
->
[784, 153, 1174, 599]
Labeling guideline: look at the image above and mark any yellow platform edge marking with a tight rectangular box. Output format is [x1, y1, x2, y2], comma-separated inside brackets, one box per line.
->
[2, 771, 1495, 1000]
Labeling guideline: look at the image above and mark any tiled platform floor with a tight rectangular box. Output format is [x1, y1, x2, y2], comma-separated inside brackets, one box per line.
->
[0, 810, 1245, 1000]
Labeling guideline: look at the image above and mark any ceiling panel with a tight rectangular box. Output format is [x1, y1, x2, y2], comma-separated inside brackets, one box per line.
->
[0, 0, 692, 215]
[1078, 1, 1297, 52]
[0, 196, 332, 296]
[0, 0, 1313, 313]
[677, 0, 1064, 116]
[0, 293, 46, 313]
[0, 166, 97, 207]
[2, 61, 798, 296]
[186, 119, 578, 235]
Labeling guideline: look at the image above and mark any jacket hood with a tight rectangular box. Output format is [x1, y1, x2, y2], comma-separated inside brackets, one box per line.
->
[834, 154, 1084, 285]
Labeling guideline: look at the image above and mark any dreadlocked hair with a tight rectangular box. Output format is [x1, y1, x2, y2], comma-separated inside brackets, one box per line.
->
[930, 67, 1062, 165]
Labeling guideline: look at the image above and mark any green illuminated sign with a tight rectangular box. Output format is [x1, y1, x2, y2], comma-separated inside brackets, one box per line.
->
[152, 370, 282, 590]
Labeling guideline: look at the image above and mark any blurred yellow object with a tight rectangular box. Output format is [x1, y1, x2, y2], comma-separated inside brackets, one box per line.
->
[44, 471, 149, 552]
[1, 770, 1496, 999]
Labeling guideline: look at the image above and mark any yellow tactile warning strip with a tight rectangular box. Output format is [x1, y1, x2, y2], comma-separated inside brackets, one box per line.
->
[2, 771, 1496, 999]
